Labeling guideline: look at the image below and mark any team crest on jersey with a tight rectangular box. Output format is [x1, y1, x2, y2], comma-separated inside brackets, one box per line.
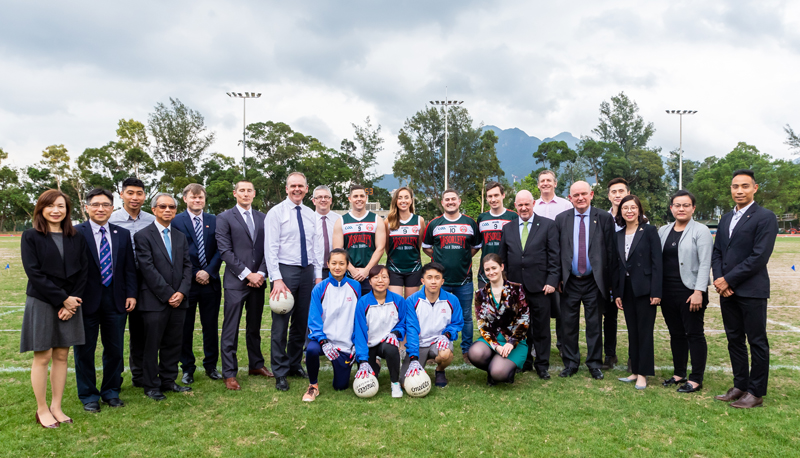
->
[432, 224, 474, 237]
[366, 224, 374, 231]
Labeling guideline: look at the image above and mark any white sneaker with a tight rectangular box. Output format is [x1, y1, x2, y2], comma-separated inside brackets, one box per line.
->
[391, 382, 403, 398]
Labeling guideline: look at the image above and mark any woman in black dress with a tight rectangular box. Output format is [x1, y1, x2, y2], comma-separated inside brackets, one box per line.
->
[20, 190, 88, 428]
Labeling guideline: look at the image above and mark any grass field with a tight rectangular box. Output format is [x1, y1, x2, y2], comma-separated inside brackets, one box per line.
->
[1, 236, 799, 457]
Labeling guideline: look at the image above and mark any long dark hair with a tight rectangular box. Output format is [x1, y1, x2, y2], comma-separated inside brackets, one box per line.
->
[482, 253, 507, 281]
[614, 195, 649, 227]
[33, 189, 76, 236]
[387, 187, 416, 231]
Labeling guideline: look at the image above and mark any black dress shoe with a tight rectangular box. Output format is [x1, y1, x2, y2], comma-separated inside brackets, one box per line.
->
[288, 367, 308, 379]
[276, 376, 289, 391]
[205, 369, 223, 380]
[559, 367, 578, 378]
[181, 372, 194, 385]
[590, 368, 604, 380]
[162, 383, 192, 393]
[83, 401, 101, 412]
[145, 390, 167, 401]
[677, 382, 702, 393]
[536, 370, 551, 380]
[600, 356, 618, 371]
[662, 377, 688, 387]
[102, 398, 125, 408]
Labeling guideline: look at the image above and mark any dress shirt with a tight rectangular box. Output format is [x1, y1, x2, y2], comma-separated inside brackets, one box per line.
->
[108, 207, 155, 248]
[233, 204, 266, 281]
[729, 200, 755, 237]
[88, 220, 113, 260]
[154, 220, 172, 256]
[316, 210, 340, 262]
[533, 195, 573, 220]
[610, 208, 624, 232]
[518, 214, 535, 239]
[265, 197, 323, 281]
[187, 210, 203, 227]
[571, 207, 593, 276]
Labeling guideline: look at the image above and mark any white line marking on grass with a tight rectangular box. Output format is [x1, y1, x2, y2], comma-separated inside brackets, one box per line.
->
[766, 319, 800, 332]
[0, 308, 23, 317]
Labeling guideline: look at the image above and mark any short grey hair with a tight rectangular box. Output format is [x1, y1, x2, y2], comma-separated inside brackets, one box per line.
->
[537, 170, 558, 183]
[151, 193, 178, 208]
[287, 171, 308, 186]
[313, 185, 332, 197]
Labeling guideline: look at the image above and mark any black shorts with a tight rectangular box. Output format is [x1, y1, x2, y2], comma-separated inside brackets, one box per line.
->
[388, 270, 422, 288]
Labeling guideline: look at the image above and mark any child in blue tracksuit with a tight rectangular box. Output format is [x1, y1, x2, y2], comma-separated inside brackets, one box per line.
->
[353, 265, 406, 398]
[303, 249, 361, 402]
[401, 262, 463, 388]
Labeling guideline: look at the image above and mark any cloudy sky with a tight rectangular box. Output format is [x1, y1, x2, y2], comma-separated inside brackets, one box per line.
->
[2, 0, 799, 176]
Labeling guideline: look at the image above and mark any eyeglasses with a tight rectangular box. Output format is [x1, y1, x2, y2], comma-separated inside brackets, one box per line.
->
[671, 204, 693, 209]
[156, 204, 177, 210]
[87, 203, 113, 208]
[313, 196, 331, 201]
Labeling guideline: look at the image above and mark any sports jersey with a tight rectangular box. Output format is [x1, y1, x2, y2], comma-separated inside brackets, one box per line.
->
[404, 288, 464, 358]
[386, 214, 422, 273]
[353, 291, 407, 362]
[476, 209, 518, 283]
[308, 274, 362, 352]
[341, 211, 378, 268]
[422, 213, 481, 286]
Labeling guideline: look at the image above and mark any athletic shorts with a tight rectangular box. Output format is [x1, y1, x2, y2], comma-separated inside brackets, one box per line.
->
[389, 270, 422, 288]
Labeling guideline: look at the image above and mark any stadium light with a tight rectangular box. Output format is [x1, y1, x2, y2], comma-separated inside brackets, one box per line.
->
[665, 110, 698, 190]
[227, 92, 262, 175]
[429, 89, 464, 191]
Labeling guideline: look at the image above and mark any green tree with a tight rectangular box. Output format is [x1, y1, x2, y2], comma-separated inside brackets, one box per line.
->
[532, 141, 577, 173]
[148, 98, 215, 177]
[39, 145, 71, 191]
[592, 91, 655, 156]
[199, 153, 242, 215]
[665, 148, 701, 194]
[785, 124, 800, 155]
[0, 148, 32, 231]
[576, 137, 622, 185]
[344, 116, 383, 186]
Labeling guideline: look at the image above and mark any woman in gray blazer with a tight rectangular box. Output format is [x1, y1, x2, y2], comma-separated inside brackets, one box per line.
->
[658, 190, 712, 393]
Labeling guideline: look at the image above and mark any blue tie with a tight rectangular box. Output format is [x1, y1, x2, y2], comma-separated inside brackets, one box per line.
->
[99, 227, 112, 287]
[163, 227, 172, 262]
[296, 206, 308, 268]
[194, 216, 207, 268]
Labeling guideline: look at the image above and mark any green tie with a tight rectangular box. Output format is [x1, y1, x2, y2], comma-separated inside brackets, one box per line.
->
[521, 221, 529, 246]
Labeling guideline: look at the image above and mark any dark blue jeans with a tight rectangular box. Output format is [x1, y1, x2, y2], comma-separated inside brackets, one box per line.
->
[306, 340, 354, 390]
[443, 283, 474, 353]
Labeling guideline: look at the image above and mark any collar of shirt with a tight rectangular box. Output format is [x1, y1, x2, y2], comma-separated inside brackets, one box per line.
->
[537, 196, 557, 205]
[734, 200, 755, 217]
[235, 204, 254, 217]
[187, 210, 203, 225]
[154, 220, 171, 234]
[123, 208, 142, 221]
[89, 219, 109, 235]
[443, 213, 462, 222]
[489, 208, 506, 217]
[575, 206, 592, 217]
[518, 215, 534, 226]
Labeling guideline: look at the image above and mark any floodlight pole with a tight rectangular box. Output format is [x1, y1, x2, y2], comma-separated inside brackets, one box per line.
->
[666, 110, 697, 190]
[227, 92, 262, 175]
[430, 88, 463, 191]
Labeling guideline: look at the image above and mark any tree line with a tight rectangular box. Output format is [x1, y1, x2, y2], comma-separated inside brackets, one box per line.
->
[1, 93, 799, 231]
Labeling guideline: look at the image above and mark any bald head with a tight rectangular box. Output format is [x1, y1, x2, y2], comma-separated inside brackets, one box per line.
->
[514, 190, 535, 220]
[568, 181, 594, 213]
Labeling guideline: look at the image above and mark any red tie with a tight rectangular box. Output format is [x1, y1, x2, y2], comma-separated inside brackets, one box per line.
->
[578, 214, 587, 275]
[321, 215, 330, 265]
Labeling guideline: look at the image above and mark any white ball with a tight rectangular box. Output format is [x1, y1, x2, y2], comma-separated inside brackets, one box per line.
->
[270, 291, 294, 314]
[353, 374, 379, 398]
[404, 371, 432, 398]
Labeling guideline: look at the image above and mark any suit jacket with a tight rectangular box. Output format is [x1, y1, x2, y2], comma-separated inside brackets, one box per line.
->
[554, 207, 617, 299]
[215, 206, 268, 291]
[172, 211, 222, 293]
[712, 202, 778, 298]
[614, 224, 662, 300]
[20, 228, 88, 307]
[75, 222, 138, 315]
[658, 219, 713, 292]
[134, 223, 192, 312]
[497, 216, 560, 292]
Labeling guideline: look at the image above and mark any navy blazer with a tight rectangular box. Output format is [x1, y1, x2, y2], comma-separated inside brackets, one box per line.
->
[75, 222, 138, 315]
[215, 206, 267, 291]
[172, 211, 222, 292]
[134, 223, 193, 312]
[20, 228, 88, 307]
[554, 207, 617, 299]
[712, 202, 778, 299]
[613, 224, 662, 300]
[498, 216, 560, 292]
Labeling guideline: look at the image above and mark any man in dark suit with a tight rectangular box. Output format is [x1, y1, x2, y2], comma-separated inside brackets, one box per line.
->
[172, 183, 223, 384]
[712, 169, 778, 409]
[216, 180, 271, 391]
[134, 193, 193, 400]
[498, 190, 559, 379]
[73, 188, 138, 412]
[554, 181, 616, 380]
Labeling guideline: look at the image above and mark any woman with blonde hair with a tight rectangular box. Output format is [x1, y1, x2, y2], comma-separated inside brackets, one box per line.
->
[384, 186, 425, 298]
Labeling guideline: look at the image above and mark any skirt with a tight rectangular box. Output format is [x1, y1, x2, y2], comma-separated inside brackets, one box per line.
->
[20, 295, 85, 352]
[475, 334, 529, 369]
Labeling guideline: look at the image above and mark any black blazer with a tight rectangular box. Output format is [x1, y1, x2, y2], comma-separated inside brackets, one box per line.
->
[215, 206, 267, 291]
[172, 211, 222, 293]
[75, 222, 138, 315]
[613, 224, 662, 300]
[20, 228, 88, 307]
[498, 216, 560, 292]
[712, 202, 778, 299]
[554, 207, 617, 299]
[134, 223, 192, 312]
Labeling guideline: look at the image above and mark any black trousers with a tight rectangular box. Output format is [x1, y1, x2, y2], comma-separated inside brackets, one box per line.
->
[720, 295, 770, 397]
[73, 284, 127, 403]
[368, 342, 401, 383]
[602, 296, 618, 359]
[622, 278, 656, 376]
[523, 290, 551, 371]
[180, 282, 222, 374]
[561, 275, 603, 370]
[128, 308, 145, 385]
[220, 286, 265, 379]
[661, 284, 707, 383]
[550, 291, 563, 350]
[270, 264, 313, 377]
[141, 307, 186, 391]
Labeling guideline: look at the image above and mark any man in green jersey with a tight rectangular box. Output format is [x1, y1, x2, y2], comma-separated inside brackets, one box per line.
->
[423, 189, 481, 358]
[333, 185, 386, 296]
[476, 181, 517, 289]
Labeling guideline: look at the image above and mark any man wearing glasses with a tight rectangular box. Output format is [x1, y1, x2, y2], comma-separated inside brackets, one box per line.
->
[312, 185, 340, 279]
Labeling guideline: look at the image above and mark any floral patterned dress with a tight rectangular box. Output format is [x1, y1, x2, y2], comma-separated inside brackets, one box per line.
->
[474, 280, 530, 368]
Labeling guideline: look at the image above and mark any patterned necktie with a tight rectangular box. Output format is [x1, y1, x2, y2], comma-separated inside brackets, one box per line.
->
[163, 227, 172, 262]
[194, 216, 207, 268]
[244, 210, 255, 240]
[99, 227, 112, 287]
[521, 220, 529, 247]
[321, 215, 330, 266]
[578, 214, 587, 275]
[296, 206, 308, 268]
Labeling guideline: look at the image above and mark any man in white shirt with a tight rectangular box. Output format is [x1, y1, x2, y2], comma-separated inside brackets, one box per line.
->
[265, 172, 323, 392]
[312, 185, 340, 279]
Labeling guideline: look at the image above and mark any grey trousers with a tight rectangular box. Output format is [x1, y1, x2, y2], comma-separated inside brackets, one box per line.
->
[399, 345, 447, 384]
[270, 264, 314, 377]
[220, 286, 266, 379]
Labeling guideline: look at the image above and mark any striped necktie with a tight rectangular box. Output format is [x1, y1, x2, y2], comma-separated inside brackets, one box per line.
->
[99, 227, 112, 287]
[194, 216, 207, 268]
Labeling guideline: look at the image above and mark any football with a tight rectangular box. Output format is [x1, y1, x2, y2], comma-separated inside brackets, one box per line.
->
[353, 374, 379, 398]
[270, 291, 295, 314]
[404, 370, 432, 398]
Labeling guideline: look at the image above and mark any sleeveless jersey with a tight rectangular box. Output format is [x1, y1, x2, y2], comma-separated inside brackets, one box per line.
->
[476, 209, 518, 284]
[422, 214, 481, 286]
[386, 214, 422, 273]
[341, 211, 378, 268]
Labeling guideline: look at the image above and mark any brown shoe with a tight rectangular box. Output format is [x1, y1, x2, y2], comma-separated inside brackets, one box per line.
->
[730, 392, 763, 409]
[225, 377, 241, 391]
[715, 387, 745, 402]
[249, 367, 275, 377]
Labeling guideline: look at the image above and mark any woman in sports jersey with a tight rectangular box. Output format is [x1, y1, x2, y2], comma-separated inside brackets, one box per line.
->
[302, 248, 362, 402]
[353, 265, 406, 398]
[384, 187, 425, 298]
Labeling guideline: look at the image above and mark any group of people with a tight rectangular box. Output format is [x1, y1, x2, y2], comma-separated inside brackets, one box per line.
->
[20, 167, 778, 428]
